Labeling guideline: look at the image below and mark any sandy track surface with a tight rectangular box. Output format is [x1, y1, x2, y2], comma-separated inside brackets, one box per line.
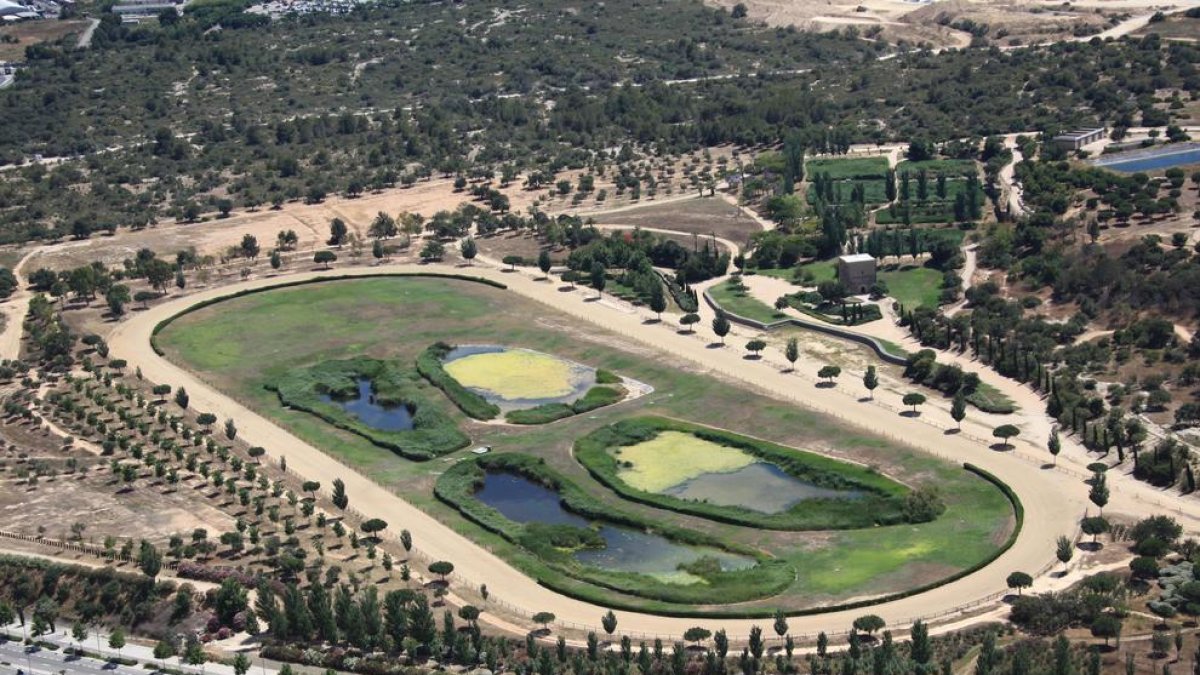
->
[103, 259, 1097, 640]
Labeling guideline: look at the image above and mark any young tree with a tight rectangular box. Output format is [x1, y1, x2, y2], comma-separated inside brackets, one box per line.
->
[1055, 535, 1074, 570]
[1048, 427, 1062, 466]
[590, 262, 606, 299]
[950, 393, 966, 430]
[818, 365, 841, 384]
[532, 612, 556, 631]
[459, 237, 477, 265]
[902, 392, 926, 414]
[1089, 473, 1109, 515]
[174, 387, 189, 410]
[428, 560, 454, 581]
[314, 251, 337, 269]
[1005, 571, 1032, 595]
[331, 478, 348, 510]
[328, 218, 349, 247]
[785, 337, 799, 372]
[712, 313, 730, 345]
[680, 313, 700, 333]
[648, 285, 667, 321]
[773, 609, 788, 638]
[684, 627, 712, 646]
[1081, 515, 1110, 545]
[72, 620, 87, 653]
[745, 339, 767, 357]
[863, 365, 878, 398]
[270, 250, 282, 271]
[851, 614, 884, 637]
[601, 610, 618, 637]
[400, 529, 412, 555]
[109, 626, 126, 659]
[993, 424, 1019, 450]
[537, 250, 552, 279]
[232, 652, 251, 675]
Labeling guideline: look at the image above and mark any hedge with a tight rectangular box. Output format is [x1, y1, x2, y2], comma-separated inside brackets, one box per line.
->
[416, 342, 501, 421]
[505, 385, 625, 425]
[434, 453, 794, 606]
[269, 357, 468, 460]
[574, 416, 915, 531]
[149, 273, 507, 356]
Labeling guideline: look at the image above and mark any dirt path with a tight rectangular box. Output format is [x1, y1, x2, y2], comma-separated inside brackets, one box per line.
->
[103, 259, 1105, 641]
[0, 248, 37, 361]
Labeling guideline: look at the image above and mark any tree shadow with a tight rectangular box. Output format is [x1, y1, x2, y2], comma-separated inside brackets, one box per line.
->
[643, 318, 661, 325]
[990, 443, 1013, 452]
[1041, 462, 1056, 470]
[900, 410, 921, 418]
[815, 381, 836, 389]
[558, 285, 575, 293]
[944, 428, 961, 435]
[1079, 541, 1104, 553]
[743, 354, 762, 360]
[707, 343, 725, 349]
[583, 296, 601, 303]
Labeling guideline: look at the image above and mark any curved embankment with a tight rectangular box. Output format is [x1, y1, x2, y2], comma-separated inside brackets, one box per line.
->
[111, 264, 1083, 640]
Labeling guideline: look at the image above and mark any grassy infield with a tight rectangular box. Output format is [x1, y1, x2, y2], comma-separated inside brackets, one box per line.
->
[156, 276, 1015, 615]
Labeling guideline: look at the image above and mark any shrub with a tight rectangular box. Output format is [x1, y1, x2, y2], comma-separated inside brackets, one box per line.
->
[416, 342, 500, 420]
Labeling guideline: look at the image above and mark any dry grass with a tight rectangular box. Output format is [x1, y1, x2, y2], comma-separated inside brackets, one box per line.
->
[0, 20, 89, 62]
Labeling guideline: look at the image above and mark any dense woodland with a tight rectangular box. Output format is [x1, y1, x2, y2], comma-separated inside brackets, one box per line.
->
[0, 0, 1194, 242]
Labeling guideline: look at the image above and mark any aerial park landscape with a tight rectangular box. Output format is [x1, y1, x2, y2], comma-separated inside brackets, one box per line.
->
[0, 0, 1198, 673]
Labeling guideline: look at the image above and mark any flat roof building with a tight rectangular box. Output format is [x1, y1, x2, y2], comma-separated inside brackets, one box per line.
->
[837, 253, 876, 295]
[1052, 127, 1106, 151]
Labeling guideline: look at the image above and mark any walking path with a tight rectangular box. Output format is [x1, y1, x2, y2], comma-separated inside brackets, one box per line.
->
[103, 260, 1103, 642]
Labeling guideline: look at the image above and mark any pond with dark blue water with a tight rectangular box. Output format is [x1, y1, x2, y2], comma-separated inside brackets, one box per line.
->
[318, 378, 414, 431]
[475, 472, 752, 578]
[1092, 144, 1200, 173]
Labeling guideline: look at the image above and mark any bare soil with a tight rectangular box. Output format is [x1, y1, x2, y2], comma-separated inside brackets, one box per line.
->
[0, 19, 90, 62]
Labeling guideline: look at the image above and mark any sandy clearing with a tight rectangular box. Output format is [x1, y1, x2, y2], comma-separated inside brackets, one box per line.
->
[105, 259, 1096, 641]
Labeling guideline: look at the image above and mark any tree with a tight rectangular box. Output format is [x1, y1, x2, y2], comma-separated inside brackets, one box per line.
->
[773, 609, 788, 638]
[233, 652, 251, 675]
[745, 339, 766, 357]
[601, 610, 618, 636]
[400, 529, 412, 554]
[1091, 614, 1122, 647]
[1048, 427, 1062, 466]
[174, 387, 189, 410]
[785, 337, 799, 372]
[138, 540, 162, 579]
[420, 240, 445, 261]
[863, 365, 878, 398]
[730, 2, 747, 18]
[818, 365, 841, 384]
[109, 626, 126, 659]
[993, 424, 1019, 450]
[314, 251, 337, 269]
[648, 284, 667, 321]
[680, 313, 700, 333]
[239, 234, 260, 259]
[332, 478, 348, 510]
[502, 255, 522, 271]
[329, 218, 349, 247]
[428, 560, 454, 581]
[590, 261, 606, 298]
[197, 413, 216, 428]
[712, 313, 730, 345]
[538, 250, 552, 279]
[1006, 571, 1032, 595]
[1055, 535, 1074, 569]
[532, 612, 556, 631]
[852, 615, 884, 636]
[72, 620, 87, 653]
[270, 250, 282, 271]
[361, 518, 388, 538]
[902, 392, 926, 413]
[950, 393, 966, 430]
[459, 237, 477, 265]
[684, 627, 712, 645]
[224, 418, 237, 441]
[1089, 473, 1109, 515]
[372, 238, 385, 261]
[1081, 515, 1110, 545]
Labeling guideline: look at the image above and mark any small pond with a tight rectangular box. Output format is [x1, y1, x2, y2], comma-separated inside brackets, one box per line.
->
[318, 378, 415, 431]
[663, 462, 864, 514]
[475, 472, 752, 577]
[443, 345, 596, 411]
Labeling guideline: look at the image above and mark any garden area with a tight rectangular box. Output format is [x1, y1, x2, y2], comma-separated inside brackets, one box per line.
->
[154, 275, 1017, 615]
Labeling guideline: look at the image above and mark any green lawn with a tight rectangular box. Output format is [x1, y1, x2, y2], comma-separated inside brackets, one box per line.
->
[896, 159, 979, 177]
[155, 275, 1014, 614]
[806, 156, 890, 180]
[879, 265, 943, 309]
[707, 279, 783, 324]
[795, 259, 837, 285]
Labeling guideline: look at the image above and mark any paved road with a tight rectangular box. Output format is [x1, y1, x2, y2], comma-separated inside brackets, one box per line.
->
[0, 636, 142, 675]
[106, 260, 1089, 642]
